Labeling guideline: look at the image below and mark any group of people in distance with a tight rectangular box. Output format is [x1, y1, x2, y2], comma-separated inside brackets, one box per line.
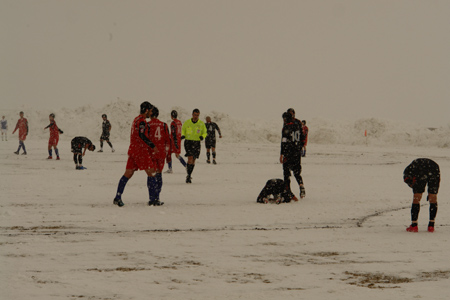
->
[113, 102, 223, 207]
[257, 108, 307, 204]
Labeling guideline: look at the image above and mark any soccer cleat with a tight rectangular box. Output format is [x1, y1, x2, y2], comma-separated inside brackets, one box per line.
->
[164, 169, 173, 174]
[112, 148, 115, 153]
[428, 226, 435, 233]
[47, 156, 52, 160]
[148, 200, 164, 206]
[406, 225, 418, 232]
[207, 159, 211, 164]
[79, 166, 87, 170]
[213, 160, 217, 165]
[22, 152, 27, 155]
[186, 176, 192, 184]
[14, 151, 19, 155]
[300, 186, 306, 198]
[291, 195, 299, 202]
[98, 149, 103, 152]
[113, 198, 124, 207]
[76, 165, 80, 170]
[56, 157, 60, 160]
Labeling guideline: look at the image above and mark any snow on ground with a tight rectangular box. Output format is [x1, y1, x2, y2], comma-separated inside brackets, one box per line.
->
[1, 134, 450, 299]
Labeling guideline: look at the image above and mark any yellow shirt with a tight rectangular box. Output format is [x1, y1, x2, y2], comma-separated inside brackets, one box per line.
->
[182, 119, 207, 141]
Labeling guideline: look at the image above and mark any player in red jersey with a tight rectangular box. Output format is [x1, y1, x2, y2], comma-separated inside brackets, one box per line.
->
[165, 110, 187, 173]
[147, 107, 170, 204]
[44, 113, 63, 160]
[12, 111, 29, 155]
[113, 102, 160, 207]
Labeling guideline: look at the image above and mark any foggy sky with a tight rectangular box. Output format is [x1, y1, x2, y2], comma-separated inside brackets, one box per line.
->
[1, 0, 450, 126]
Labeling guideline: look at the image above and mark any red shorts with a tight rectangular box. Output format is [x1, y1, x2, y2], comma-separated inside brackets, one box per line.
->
[49, 136, 59, 147]
[126, 152, 155, 171]
[152, 158, 166, 173]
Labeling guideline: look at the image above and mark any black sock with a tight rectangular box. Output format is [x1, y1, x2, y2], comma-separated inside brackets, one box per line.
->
[207, 152, 210, 160]
[73, 154, 78, 164]
[187, 164, 194, 176]
[429, 203, 438, 225]
[78, 154, 83, 165]
[411, 203, 420, 224]
[212, 151, 216, 159]
[100, 141, 103, 148]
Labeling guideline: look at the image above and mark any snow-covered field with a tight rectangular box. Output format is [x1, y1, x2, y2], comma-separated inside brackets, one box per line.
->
[1, 134, 450, 299]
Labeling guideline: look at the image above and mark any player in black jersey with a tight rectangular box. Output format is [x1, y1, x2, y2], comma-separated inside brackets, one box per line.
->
[280, 112, 305, 201]
[71, 136, 95, 170]
[287, 108, 305, 149]
[403, 158, 440, 232]
[205, 116, 222, 164]
[257, 179, 292, 204]
[98, 114, 114, 153]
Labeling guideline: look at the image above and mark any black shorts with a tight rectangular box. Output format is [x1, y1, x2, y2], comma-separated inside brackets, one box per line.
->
[184, 140, 201, 159]
[205, 138, 216, 149]
[413, 172, 440, 194]
[100, 134, 110, 141]
[283, 155, 302, 175]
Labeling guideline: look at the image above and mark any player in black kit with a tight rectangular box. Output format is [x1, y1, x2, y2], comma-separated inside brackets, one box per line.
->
[403, 158, 440, 232]
[280, 112, 305, 201]
[71, 136, 95, 170]
[98, 114, 114, 152]
[257, 179, 292, 204]
[205, 116, 222, 164]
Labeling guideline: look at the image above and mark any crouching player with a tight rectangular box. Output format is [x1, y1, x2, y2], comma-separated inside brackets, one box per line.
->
[404, 158, 440, 232]
[71, 137, 95, 169]
[257, 178, 293, 204]
[147, 107, 170, 206]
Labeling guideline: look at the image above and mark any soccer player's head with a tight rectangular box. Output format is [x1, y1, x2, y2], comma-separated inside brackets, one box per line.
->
[287, 108, 295, 118]
[171, 110, 178, 119]
[88, 144, 96, 152]
[102, 114, 107, 120]
[140, 101, 154, 116]
[19, 111, 24, 117]
[283, 112, 292, 124]
[49, 113, 55, 120]
[302, 120, 306, 125]
[151, 107, 159, 118]
[206, 116, 211, 123]
[192, 109, 200, 121]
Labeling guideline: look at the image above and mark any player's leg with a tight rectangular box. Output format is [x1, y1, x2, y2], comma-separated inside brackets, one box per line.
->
[21, 140, 27, 154]
[48, 140, 53, 159]
[77, 154, 83, 168]
[427, 169, 440, 232]
[407, 193, 422, 232]
[165, 151, 173, 173]
[293, 163, 305, 198]
[54, 143, 60, 160]
[212, 144, 217, 164]
[283, 162, 295, 201]
[206, 143, 211, 163]
[99, 137, 104, 152]
[73, 153, 79, 168]
[175, 153, 187, 168]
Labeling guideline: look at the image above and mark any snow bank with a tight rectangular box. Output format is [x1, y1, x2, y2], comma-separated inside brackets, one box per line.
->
[2, 99, 449, 148]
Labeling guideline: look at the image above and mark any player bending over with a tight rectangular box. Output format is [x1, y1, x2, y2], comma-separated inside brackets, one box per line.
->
[181, 108, 207, 183]
[404, 158, 440, 232]
[113, 102, 159, 207]
[71, 136, 95, 170]
[12, 111, 28, 155]
[44, 113, 63, 160]
[165, 110, 187, 173]
[147, 107, 170, 206]
[280, 112, 305, 201]
[205, 116, 222, 164]
[257, 179, 293, 204]
[98, 114, 114, 152]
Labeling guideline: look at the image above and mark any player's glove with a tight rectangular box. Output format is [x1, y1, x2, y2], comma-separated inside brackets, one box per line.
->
[59, 129, 64, 134]
[180, 135, 185, 140]
[199, 136, 204, 141]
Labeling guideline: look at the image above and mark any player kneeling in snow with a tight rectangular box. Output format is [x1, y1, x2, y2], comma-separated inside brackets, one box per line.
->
[71, 136, 95, 170]
[404, 158, 440, 233]
[257, 179, 294, 204]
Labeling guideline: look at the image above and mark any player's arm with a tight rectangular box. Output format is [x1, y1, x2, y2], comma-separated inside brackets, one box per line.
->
[138, 121, 155, 149]
[13, 120, 19, 134]
[280, 127, 289, 162]
[108, 121, 112, 132]
[200, 122, 207, 140]
[215, 123, 222, 138]
[171, 123, 178, 148]
[44, 123, 51, 129]
[181, 122, 187, 140]
[26, 120, 29, 135]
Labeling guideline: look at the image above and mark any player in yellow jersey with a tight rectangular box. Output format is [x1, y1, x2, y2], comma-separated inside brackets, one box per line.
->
[181, 108, 207, 183]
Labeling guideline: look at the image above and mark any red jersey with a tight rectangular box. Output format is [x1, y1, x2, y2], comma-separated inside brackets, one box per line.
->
[170, 119, 183, 153]
[48, 121, 60, 139]
[13, 118, 28, 141]
[147, 118, 170, 160]
[128, 114, 154, 157]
